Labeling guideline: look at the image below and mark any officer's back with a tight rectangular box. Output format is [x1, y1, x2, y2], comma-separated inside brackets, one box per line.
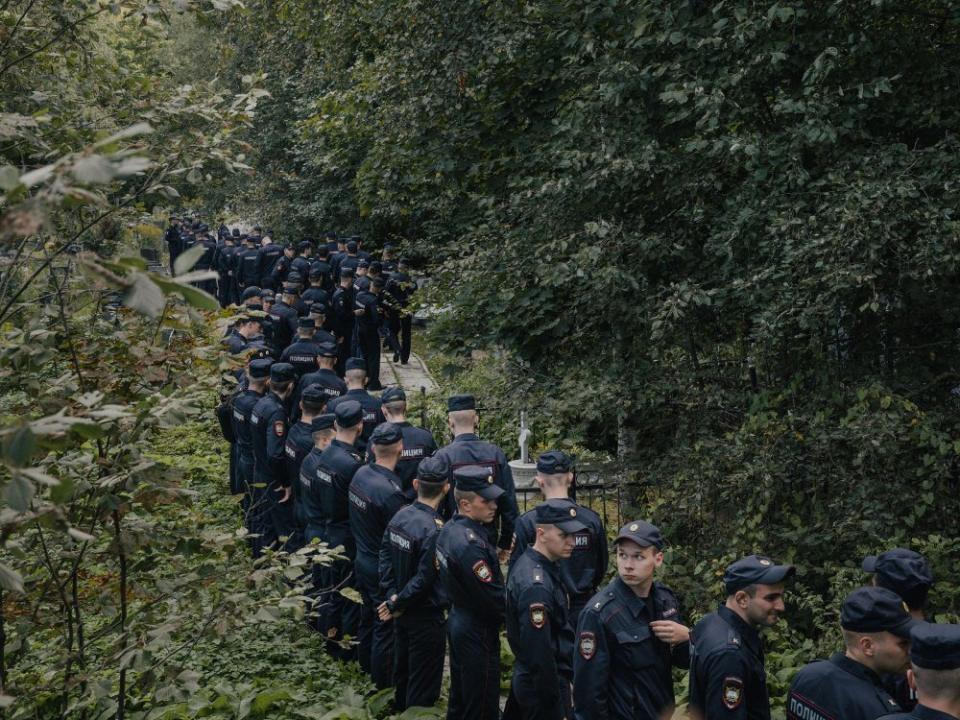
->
[877, 623, 960, 720]
[327, 360, 384, 454]
[316, 401, 365, 556]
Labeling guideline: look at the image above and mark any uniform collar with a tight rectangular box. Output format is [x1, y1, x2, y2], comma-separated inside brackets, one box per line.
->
[453, 432, 479, 442]
[331, 438, 355, 451]
[612, 576, 653, 619]
[412, 500, 439, 516]
[346, 388, 368, 398]
[912, 705, 960, 720]
[718, 605, 762, 655]
[829, 652, 886, 688]
[370, 463, 401, 484]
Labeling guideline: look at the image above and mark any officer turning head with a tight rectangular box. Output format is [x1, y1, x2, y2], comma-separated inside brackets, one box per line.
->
[505, 498, 586, 720]
[689, 554, 795, 720]
[787, 586, 919, 720]
[574, 519, 690, 720]
[878, 623, 960, 720]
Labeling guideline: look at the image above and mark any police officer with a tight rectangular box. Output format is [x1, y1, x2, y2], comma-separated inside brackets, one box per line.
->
[302, 267, 332, 314]
[284, 385, 330, 551]
[864, 549, 935, 710]
[348, 422, 407, 686]
[510, 450, 606, 629]
[271, 243, 296, 288]
[354, 259, 371, 292]
[165, 215, 182, 273]
[315, 400, 365, 659]
[435, 465, 506, 720]
[573, 520, 690, 720]
[232, 358, 272, 527]
[291, 341, 347, 421]
[326, 358, 385, 455]
[223, 314, 263, 355]
[689, 554, 795, 720]
[309, 303, 336, 344]
[787, 587, 917, 720]
[236, 236, 262, 294]
[215, 233, 238, 307]
[281, 317, 323, 377]
[879, 623, 960, 720]
[354, 275, 384, 390]
[372, 387, 438, 498]
[381, 242, 398, 274]
[332, 267, 357, 375]
[249, 362, 297, 556]
[338, 239, 361, 280]
[268, 283, 300, 351]
[377, 456, 450, 711]
[385, 257, 415, 364]
[435, 394, 519, 562]
[256, 235, 283, 289]
[504, 499, 587, 720]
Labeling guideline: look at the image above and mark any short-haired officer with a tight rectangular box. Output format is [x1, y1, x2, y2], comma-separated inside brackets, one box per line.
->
[281, 317, 324, 377]
[249, 362, 297, 556]
[573, 520, 689, 720]
[315, 400, 365, 659]
[371, 387, 438, 498]
[232, 358, 271, 526]
[509, 450, 607, 628]
[787, 587, 917, 720]
[435, 394, 519, 562]
[284, 384, 331, 551]
[297, 413, 336, 627]
[865, 549, 936, 711]
[435, 465, 506, 720]
[290, 340, 346, 422]
[378, 456, 451, 711]
[689, 554, 795, 720]
[879, 623, 960, 720]
[504, 499, 586, 720]
[349, 422, 407, 687]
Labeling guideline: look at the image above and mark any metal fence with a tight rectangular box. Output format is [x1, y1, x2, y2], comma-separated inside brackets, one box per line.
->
[515, 472, 649, 530]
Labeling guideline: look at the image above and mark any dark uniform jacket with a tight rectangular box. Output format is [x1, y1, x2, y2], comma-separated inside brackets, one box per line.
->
[290, 368, 346, 420]
[506, 547, 573, 718]
[787, 653, 902, 720]
[379, 501, 447, 618]
[284, 420, 315, 527]
[256, 243, 283, 286]
[435, 514, 505, 626]
[510, 502, 607, 608]
[315, 438, 363, 558]
[281, 337, 322, 377]
[298, 447, 326, 532]
[880, 707, 960, 720]
[365, 422, 438, 497]
[232, 388, 264, 465]
[250, 392, 288, 487]
[268, 301, 298, 351]
[327, 389, 384, 455]
[689, 605, 770, 720]
[574, 578, 688, 720]
[349, 464, 406, 588]
[435, 433, 518, 551]
[331, 286, 356, 341]
[236, 247, 261, 289]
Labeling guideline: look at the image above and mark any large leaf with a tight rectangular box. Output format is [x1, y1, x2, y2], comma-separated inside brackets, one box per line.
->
[3, 425, 35, 467]
[3, 474, 34, 512]
[124, 274, 166, 318]
[173, 243, 206, 276]
[152, 275, 220, 311]
[0, 563, 24, 593]
[93, 122, 155, 149]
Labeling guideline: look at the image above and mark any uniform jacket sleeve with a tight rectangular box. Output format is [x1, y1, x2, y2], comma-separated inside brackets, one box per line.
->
[573, 607, 610, 720]
[496, 451, 519, 550]
[702, 648, 750, 720]
[461, 539, 506, 624]
[512, 583, 564, 717]
[393, 529, 440, 612]
[378, 526, 396, 600]
[265, 408, 289, 485]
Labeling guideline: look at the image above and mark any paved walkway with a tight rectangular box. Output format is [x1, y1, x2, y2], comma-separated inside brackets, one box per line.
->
[378, 351, 438, 395]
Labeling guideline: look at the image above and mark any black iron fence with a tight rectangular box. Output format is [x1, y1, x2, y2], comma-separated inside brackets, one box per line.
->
[515, 472, 649, 531]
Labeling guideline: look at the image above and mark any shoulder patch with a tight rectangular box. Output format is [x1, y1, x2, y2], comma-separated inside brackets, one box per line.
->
[533, 568, 543, 584]
[434, 518, 444, 528]
[472, 559, 493, 583]
[591, 591, 616, 612]
[579, 631, 596, 660]
[722, 677, 743, 710]
[274, 420, 285, 437]
[529, 603, 546, 629]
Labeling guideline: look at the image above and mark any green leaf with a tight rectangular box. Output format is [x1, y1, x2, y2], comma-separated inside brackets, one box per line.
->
[124, 274, 166, 318]
[3, 425, 35, 467]
[71, 155, 115, 184]
[3, 473, 33, 512]
[174, 243, 205, 276]
[152, 275, 219, 311]
[0, 165, 19, 191]
[93, 122, 154, 149]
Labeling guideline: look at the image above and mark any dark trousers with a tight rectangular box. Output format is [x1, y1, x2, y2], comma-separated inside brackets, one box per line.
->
[268, 484, 297, 551]
[447, 608, 500, 720]
[335, 332, 353, 376]
[394, 611, 446, 710]
[356, 554, 393, 687]
[397, 315, 412, 363]
[248, 472, 278, 558]
[358, 329, 381, 390]
[228, 443, 240, 495]
[324, 524, 359, 661]
[237, 453, 254, 523]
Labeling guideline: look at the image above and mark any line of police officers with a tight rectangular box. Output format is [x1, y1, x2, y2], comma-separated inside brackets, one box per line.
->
[206, 220, 960, 720]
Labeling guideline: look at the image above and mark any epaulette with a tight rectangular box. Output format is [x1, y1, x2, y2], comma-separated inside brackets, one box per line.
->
[465, 529, 486, 547]
[727, 627, 742, 648]
[589, 591, 617, 613]
[531, 565, 544, 584]
[434, 518, 444, 528]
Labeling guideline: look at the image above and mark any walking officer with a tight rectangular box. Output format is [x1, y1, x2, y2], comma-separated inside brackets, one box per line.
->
[504, 499, 587, 720]
[291, 341, 346, 420]
[786, 587, 917, 720]
[348, 422, 407, 686]
[689, 554, 795, 720]
[879, 623, 960, 720]
[509, 450, 606, 629]
[232, 358, 272, 527]
[281, 317, 324, 378]
[374, 387, 438, 498]
[326, 358, 384, 456]
[435, 465, 506, 720]
[354, 275, 385, 391]
[435, 394, 519, 563]
[377, 456, 450, 711]
[284, 384, 330, 551]
[573, 520, 690, 720]
[236, 236, 261, 294]
[332, 267, 357, 375]
[249, 362, 297, 556]
[315, 399, 365, 659]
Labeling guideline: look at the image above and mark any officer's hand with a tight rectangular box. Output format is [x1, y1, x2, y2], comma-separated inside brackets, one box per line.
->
[649, 620, 690, 645]
[276, 486, 292, 503]
[377, 602, 392, 622]
[497, 547, 511, 564]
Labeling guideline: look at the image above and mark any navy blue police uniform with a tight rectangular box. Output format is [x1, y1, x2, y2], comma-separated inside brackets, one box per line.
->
[787, 587, 917, 720]
[256, 240, 283, 289]
[690, 555, 795, 720]
[296, 414, 336, 625]
[504, 500, 586, 720]
[290, 343, 346, 421]
[331, 273, 357, 374]
[366, 387, 438, 498]
[249, 363, 297, 556]
[385, 260, 415, 363]
[573, 521, 689, 720]
[283, 386, 329, 552]
[354, 280, 383, 390]
[348, 423, 407, 687]
[232, 359, 271, 525]
[268, 286, 300, 350]
[510, 451, 607, 628]
[281, 318, 324, 377]
[435, 465, 506, 720]
[236, 243, 261, 292]
[314, 401, 364, 658]
[327, 369, 385, 455]
[878, 623, 960, 720]
[435, 394, 519, 553]
[378, 456, 449, 710]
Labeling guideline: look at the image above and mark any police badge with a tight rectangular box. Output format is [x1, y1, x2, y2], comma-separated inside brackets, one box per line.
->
[529, 603, 546, 629]
[273, 420, 285, 437]
[472, 560, 493, 583]
[578, 632, 596, 660]
[722, 676, 743, 710]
